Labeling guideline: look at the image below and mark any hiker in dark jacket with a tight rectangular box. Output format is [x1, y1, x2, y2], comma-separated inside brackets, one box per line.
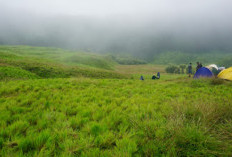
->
[188, 63, 192, 77]
[199, 63, 203, 68]
[152, 72, 160, 79]
[196, 62, 201, 71]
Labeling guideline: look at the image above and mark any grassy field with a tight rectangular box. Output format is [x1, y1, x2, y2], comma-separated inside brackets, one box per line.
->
[115, 65, 165, 74]
[0, 46, 232, 156]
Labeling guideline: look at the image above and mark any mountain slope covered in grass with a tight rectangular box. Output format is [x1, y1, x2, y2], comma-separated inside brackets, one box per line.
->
[1, 45, 232, 156]
[0, 46, 129, 80]
[0, 46, 116, 70]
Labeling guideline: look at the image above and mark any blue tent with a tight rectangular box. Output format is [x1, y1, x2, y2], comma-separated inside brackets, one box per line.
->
[194, 67, 213, 79]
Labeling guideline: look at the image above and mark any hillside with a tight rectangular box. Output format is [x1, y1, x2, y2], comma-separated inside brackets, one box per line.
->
[0, 46, 232, 156]
[0, 46, 117, 70]
[0, 46, 129, 80]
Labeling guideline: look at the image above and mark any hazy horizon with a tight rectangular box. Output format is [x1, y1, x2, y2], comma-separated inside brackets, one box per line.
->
[1, 0, 232, 59]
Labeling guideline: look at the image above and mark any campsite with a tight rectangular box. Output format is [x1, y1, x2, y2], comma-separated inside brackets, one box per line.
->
[0, 46, 232, 156]
[1, 0, 232, 156]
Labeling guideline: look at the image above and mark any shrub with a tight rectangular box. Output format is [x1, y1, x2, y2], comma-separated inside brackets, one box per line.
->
[0, 66, 38, 80]
[210, 78, 225, 85]
[165, 65, 180, 74]
[179, 64, 186, 74]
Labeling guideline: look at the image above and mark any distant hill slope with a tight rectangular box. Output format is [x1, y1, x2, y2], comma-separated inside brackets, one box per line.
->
[0, 46, 129, 80]
[0, 46, 117, 70]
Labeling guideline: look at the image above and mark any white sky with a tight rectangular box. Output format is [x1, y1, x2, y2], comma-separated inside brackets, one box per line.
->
[0, 0, 232, 54]
[1, 0, 231, 17]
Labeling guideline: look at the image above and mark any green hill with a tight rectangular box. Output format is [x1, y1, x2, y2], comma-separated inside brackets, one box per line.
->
[0, 46, 128, 80]
[0, 46, 116, 70]
[1, 45, 232, 156]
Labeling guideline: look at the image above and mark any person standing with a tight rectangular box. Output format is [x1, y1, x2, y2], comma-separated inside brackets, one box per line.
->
[188, 63, 192, 77]
[196, 62, 200, 71]
[199, 62, 203, 68]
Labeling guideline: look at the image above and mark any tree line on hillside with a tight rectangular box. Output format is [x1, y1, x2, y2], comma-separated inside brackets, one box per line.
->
[165, 65, 192, 74]
[165, 56, 232, 74]
[154, 51, 232, 67]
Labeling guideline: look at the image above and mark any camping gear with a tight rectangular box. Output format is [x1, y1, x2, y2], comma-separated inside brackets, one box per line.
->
[193, 67, 213, 79]
[218, 67, 225, 71]
[217, 67, 232, 81]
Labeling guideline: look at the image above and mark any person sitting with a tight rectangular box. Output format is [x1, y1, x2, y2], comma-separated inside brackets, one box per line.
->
[152, 72, 160, 79]
[157, 72, 160, 79]
[140, 75, 144, 80]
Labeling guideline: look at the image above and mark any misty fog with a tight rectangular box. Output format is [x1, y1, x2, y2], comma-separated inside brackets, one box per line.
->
[0, 0, 232, 60]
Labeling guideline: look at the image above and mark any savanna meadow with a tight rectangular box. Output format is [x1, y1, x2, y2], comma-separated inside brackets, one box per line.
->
[0, 46, 232, 156]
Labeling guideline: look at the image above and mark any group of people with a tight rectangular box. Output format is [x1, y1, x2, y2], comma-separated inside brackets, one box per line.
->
[188, 62, 203, 77]
[140, 72, 160, 80]
[140, 62, 202, 80]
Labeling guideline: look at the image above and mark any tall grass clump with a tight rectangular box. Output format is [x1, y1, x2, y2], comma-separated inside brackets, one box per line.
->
[210, 78, 226, 85]
[0, 66, 39, 80]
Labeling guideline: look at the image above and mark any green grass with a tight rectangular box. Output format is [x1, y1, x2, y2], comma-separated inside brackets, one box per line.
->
[0, 77, 232, 156]
[107, 54, 147, 65]
[0, 45, 116, 70]
[0, 66, 39, 80]
[0, 45, 232, 156]
[0, 46, 128, 79]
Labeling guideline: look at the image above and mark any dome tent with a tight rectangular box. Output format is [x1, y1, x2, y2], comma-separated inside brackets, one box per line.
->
[193, 67, 213, 79]
[212, 67, 221, 76]
[206, 64, 220, 75]
[217, 67, 232, 81]
[206, 64, 218, 71]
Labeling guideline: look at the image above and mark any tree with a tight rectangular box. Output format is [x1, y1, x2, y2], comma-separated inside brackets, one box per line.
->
[179, 64, 186, 74]
[165, 65, 180, 74]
